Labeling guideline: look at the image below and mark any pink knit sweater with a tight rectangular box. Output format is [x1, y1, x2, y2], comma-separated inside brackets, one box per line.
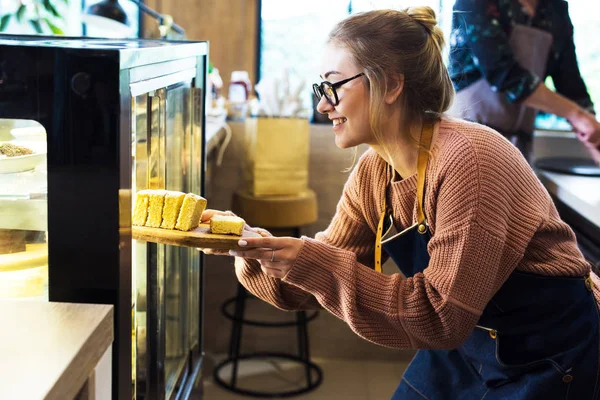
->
[236, 118, 599, 350]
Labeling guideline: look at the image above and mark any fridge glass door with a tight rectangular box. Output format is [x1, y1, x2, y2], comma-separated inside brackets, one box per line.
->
[132, 76, 197, 399]
[164, 81, 194, 398]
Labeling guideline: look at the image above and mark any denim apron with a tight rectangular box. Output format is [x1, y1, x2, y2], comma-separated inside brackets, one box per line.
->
[376, 123, 600, 399]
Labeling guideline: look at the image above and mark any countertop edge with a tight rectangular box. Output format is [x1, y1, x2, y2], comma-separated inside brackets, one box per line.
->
[537, 170, 600, 229]
[46, 304, 114, 400]
[0, 302, 114, 400]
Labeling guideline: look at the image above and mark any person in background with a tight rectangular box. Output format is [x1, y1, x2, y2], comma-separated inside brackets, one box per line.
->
[448, 0, 600, 162]
[202, 7, 600, 399]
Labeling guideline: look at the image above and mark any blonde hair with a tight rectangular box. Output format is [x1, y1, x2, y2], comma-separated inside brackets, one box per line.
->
[329, 7, 454, 167]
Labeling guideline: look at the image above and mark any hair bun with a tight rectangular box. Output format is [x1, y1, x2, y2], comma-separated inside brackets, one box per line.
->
[405, 6, 445, 50]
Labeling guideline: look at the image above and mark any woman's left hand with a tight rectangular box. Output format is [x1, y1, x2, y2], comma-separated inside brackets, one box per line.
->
[229, 236, 304, 279]
[197, 209, 272, 256]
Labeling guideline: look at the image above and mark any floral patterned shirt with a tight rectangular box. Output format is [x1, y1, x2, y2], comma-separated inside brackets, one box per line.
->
[449, 0, 594, 111]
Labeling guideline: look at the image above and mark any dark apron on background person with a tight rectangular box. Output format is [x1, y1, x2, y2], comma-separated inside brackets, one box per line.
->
[448, 23, 553, 159]
[374, 122, 600, 399]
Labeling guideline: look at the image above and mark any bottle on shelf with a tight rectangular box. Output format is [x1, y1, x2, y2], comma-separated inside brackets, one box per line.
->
[227, 71, 252, 121]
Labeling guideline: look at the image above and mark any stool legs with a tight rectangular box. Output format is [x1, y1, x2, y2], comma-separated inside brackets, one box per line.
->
[293, 224, 312, 386]
[228, 283, 247, 387]
[214, 282, 323, 397]
[296, 311, 312, 388]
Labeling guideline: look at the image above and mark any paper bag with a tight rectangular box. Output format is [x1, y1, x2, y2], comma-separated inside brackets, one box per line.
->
[243, 117, 310, 196]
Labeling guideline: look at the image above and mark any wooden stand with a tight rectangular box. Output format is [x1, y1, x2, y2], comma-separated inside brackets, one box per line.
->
[0, 230, 26, 254]
[132, 224, 259, 250]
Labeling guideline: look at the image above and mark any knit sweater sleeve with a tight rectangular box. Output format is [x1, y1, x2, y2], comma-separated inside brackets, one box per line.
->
[282, 129, 544, 349]
[234, 154, 378, 311]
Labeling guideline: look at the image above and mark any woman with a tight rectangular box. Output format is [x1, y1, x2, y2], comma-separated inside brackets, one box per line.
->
[448, 0, 600, 162]
[202, 8, 600, 399]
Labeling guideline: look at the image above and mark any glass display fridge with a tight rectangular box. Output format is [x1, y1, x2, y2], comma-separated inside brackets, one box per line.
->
[0, 35, 208, 399]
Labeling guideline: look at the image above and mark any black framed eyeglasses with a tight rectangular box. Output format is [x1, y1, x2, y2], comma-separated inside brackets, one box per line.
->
[312, 72, 365, 106]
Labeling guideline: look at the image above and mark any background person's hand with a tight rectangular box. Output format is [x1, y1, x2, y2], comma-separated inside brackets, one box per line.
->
[567, 109, 600, 163]
[576, 131, 600, 165]
[229, 236, 303, 279]
[197, 209, 273, 255]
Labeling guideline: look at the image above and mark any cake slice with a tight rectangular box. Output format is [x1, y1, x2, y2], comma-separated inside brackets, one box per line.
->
[175, 193, 207, 231]
[160, 191, 186, 229]
[132, 190, 151, 226]
[145, 190, 168, 228]
[210, 215, 245, 236]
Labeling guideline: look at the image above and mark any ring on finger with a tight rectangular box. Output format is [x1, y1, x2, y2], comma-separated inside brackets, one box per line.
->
[271, 249, 275, 262]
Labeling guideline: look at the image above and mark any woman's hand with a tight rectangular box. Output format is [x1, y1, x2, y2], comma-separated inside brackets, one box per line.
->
[229, 236, 304, 279]
[197, 209, 272, 256]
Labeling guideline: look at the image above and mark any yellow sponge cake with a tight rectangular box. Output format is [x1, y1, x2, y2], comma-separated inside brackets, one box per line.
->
[145, 190, 168, 228]
[210, 215, 245, 236]
[132, 190, 151, 226]
[160, 191, 186, 229]
[175, 193, 207, 231]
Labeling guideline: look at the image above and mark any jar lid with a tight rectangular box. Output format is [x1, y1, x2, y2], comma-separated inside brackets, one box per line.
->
[231, 71, 250, 81]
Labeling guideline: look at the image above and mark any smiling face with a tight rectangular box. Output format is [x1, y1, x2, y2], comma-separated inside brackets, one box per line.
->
[316, 43, 373, 149]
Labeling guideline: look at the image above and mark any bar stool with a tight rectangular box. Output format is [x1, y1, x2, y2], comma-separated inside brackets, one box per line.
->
[213, 189, 323, 398]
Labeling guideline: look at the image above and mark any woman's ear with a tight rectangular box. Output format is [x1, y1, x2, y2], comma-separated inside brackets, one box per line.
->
[384, 74, 404, 105]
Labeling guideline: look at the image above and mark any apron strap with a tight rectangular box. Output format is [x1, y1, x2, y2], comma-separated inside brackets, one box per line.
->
[374, 120, 436, 272]
[375, 206, 387, 273]
[416, 121, 435, 229]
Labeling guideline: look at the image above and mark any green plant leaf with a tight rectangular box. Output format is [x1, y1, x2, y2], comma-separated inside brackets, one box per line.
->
[42, 0, 61, 18]
[49, 5, 60, 18]
[29, 19, 43, 33]
[0, 14, 11, 31]
[16, 5, 27, 22]
[43, 18, 63, 35]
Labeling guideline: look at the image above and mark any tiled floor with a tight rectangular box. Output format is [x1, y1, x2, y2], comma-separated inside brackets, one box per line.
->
[202, 357, 409, 400]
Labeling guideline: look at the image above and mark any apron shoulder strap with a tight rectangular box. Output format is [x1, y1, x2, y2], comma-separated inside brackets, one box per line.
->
[416, 121, 435, 228]
[374, 120, 436, 272]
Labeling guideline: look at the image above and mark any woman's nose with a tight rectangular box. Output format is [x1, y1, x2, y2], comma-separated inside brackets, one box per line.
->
[316, 96, 333, 115]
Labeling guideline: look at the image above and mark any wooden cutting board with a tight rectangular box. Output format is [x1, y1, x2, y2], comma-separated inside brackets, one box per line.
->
[132, 223, 260, 250]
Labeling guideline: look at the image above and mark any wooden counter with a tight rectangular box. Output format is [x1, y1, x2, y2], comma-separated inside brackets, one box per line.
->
[0, 301, 114, 400]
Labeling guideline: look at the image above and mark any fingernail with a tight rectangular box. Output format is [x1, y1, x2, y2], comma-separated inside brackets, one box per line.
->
[238, 240, 247, 246]
[229, 250, 237, 256]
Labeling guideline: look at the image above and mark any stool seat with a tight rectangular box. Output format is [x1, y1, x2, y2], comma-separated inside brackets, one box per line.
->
[232, 189, 318, 228]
